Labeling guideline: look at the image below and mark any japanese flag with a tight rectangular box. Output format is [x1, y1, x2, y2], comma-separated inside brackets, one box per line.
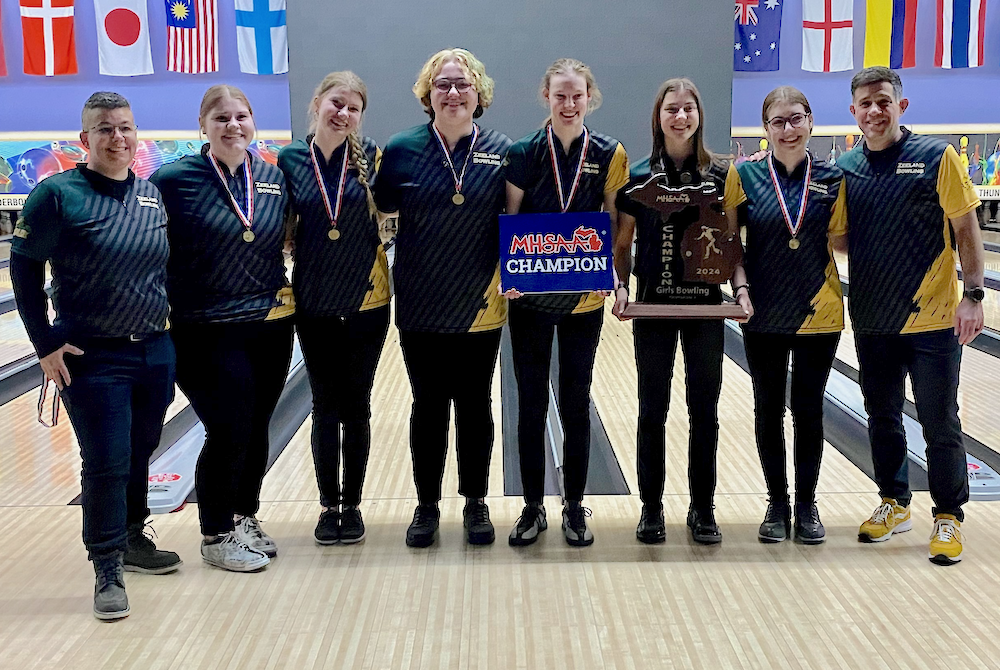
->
[95, 0, 153, 76]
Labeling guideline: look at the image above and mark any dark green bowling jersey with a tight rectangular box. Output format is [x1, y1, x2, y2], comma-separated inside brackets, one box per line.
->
[13, 165, 169, 339]
[374, 122, 511, 333]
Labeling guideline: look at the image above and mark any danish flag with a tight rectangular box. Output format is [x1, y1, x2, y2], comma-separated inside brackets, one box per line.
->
[19, 0, 77, 76]
[736, 0, 759, 25]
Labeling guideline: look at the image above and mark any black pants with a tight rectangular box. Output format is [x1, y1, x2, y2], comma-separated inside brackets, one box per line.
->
[398, 329, 502, 504]
[742, 330, 840, 504]
[856, 329, 968, 520]
[61, 334, 175, 559]
[171, 318, 294, 535]
[634, 319, 723, 510]
[298, 306, 389, 508]
[508, 304, 603, 503]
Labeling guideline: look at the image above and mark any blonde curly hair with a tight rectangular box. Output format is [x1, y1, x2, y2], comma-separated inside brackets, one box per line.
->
[413, 48, 494, 120]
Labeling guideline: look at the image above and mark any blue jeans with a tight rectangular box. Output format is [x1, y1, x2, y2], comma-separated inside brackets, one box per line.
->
[61, 333, 176, 559]
[856, 329, 968, 520]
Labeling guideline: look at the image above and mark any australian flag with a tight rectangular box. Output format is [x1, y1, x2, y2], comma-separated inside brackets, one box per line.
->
[734, 0, 783, 72]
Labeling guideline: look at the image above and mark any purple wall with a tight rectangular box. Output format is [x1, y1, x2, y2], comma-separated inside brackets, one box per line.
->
[0, 0, 291, 132]
[732, 0, 1000, 128]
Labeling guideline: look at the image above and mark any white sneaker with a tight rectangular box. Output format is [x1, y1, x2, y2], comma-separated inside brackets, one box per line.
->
[234, 515, 277, 557]
[201, 532, 270, 572]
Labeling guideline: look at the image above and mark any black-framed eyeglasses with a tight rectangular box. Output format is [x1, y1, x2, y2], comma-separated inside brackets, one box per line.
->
[433, 78, 472, 93]
[766, 113, 810, 131]
[86, 124, 138, 137]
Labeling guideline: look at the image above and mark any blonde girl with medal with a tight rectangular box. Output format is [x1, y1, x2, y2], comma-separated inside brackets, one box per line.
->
[612, 78, 751, 546]
[504, 59, 629, 547]
[732, 86, 846, 544]
[373, 49, 512, 548]
[277, 72, 390, 546]
[151, 85, 293, 572]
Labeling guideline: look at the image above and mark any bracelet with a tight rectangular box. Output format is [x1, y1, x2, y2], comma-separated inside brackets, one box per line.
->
[616, 281, 629, 294]
[733, 284, 750, 295]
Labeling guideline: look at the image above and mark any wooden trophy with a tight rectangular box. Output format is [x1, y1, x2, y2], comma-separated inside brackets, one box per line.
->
[621, 174, 747, 320]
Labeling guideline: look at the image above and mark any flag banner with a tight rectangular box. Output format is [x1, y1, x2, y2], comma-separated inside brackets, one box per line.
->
[734, 0, 783, 72]
[935, 0, 986, 68]
[0, 1, 8, 76]
[235, 0, 288, 75]
[802, 0, 853, 72]
[499, 212, 614, 294]
[166, 0, 218, 73]
[864, 0, 918, 68]
[95, 0, 153, 76]
[20, 0, 77, 76]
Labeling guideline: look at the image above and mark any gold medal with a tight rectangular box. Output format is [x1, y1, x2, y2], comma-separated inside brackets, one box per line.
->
[328, 228, 341, 241]
[452, 193, 465, 205]
[242, 230, 255, 243]
[788, 238, 800, 250]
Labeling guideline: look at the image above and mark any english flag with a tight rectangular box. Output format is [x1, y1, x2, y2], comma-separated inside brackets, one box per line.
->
[165, 0, 218, 73]
[95, 0, 153, 76]
[20, 0, 77, 76]
[935, 0, 987, 69]
[802, 0, 854, 72]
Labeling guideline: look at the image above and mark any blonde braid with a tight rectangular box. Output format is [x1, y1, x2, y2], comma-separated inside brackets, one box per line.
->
[347, 132, 377, 221]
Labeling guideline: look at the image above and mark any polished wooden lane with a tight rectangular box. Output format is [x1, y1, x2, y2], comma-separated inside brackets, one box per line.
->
[2, 300, 1000, 669]
[0, 310, 37, 368]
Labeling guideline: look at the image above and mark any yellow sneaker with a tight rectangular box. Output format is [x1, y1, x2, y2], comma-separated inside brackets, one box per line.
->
[929, 514, 963, 566]
[858, 498, 912, 543]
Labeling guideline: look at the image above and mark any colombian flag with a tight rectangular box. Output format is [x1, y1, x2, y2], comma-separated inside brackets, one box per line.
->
[864, 0, 918, 68]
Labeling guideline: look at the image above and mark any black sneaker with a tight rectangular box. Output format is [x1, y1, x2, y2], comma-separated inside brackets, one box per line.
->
[314, 508, 341, 545]
[687, 507, 722, 545]
[758, 500, 791, 543]
[509, 503, 547, 546]
[562, 501, 594, 546]
[406, 504, 440, 548]
[340, 507, 366, 544]
[463, 499, 495, 545]
[636, 504, 666, 544]
[124, 523, 182, 574]
[93, 552, 129, 621]
[794, 501, 826, 544]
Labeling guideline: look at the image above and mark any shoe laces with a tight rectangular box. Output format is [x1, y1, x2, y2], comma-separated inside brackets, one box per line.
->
[238, 516, 266, 540]
[466, 502, 490, 525]
[931, 518, 959, 543]
[413, 505, 437, 525]
[517, 504, 543, 528]
[800, 504, 821, 524]
[219, 531, 256, 554]
[96, 558, 124, 588]
[565, 504, 592, 530]
[870, 501, 895, 525]
[764, 502, 789, 523]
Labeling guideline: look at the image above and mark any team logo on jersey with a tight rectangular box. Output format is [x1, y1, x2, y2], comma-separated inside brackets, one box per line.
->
[582, 161, 600, 175]
[473, 152, 502, 166]
[896, 162, 925, 175]
[136, 195, 161, 209]
[255, 181, 283, 196]
[807, 182, 829, 195]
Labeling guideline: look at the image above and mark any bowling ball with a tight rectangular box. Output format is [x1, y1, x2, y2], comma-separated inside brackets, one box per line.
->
[16, 148, 63, 189]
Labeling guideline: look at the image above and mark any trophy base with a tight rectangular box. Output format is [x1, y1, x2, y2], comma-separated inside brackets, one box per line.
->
[621, 302, 749, 322]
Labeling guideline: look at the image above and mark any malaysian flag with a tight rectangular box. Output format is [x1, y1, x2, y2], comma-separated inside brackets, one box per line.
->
[735, 0, 782, 72]
[165, 0, 217, 73]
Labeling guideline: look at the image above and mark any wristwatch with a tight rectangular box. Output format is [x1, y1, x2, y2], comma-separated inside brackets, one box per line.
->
[964, 286, 985, 303]
[616, 281, 629, 294]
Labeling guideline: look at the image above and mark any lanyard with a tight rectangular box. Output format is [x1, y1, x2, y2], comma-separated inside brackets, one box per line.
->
[767, 151, 811, 245]
[546, 124, 590, 212]
[310, 139, 350, 240]
[431, 124, 479, 205]
[209, 152, 255, 241]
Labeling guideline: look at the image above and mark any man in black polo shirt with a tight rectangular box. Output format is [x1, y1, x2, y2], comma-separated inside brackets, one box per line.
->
[11, 92, 181, 619]
[838, 67, 984, 565]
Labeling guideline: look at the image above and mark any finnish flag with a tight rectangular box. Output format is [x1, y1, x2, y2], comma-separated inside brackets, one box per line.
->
[235, 0, 288, 75]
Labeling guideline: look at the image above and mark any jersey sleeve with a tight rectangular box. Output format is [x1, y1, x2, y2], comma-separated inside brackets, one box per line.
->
[724, 162, 747, 209]
[503, 140, 531, 190]
[605, 143, 629, 193]
[937, 144, 981, 219]
[828, 177, 848, 237]
[11, 181, 61, 262]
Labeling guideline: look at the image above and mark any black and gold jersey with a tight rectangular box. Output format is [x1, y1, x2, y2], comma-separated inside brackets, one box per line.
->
[736, 153, 846, 334]
[373, 122, 511, 333]
[12, 165, 169, 339]
[617, 155, 745, 305]
[838, 130, 980, 335]
[504, 125, 628, 314]
[279, 135, 390, 318]
[151, 145, 293, 324]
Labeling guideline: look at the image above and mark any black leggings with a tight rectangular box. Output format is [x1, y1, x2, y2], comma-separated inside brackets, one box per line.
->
[742, 330, 840, 504]
[298, 306, 389, 508]
[634, 319, 723, 510]
[508, 304, 603, 503]
[171, 318, 293, 535]
[398, 329, 502, 504]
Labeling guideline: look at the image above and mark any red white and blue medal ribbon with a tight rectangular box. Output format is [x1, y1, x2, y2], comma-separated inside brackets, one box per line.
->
[431, 123, 479, 201]
[310, 139, 350, 231]
[209, 152, 255, 237]
[546, 124, 590, 213]
[767, 151, 811, 241]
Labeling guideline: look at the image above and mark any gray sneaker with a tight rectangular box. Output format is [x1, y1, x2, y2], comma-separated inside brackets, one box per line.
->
[93, 552, 129, 621]
[201, 531, 271, 572]
[234, 515, 277, 557]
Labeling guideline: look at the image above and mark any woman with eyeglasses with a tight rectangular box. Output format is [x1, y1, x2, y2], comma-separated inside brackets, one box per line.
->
[503, 59, 628, 547]
[151, 85, 294, 572]
[373, 48, 511, 548]
[612, 78, 751, 546]
[733, 86, 846, 544]
[277, 71, 390, 546]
